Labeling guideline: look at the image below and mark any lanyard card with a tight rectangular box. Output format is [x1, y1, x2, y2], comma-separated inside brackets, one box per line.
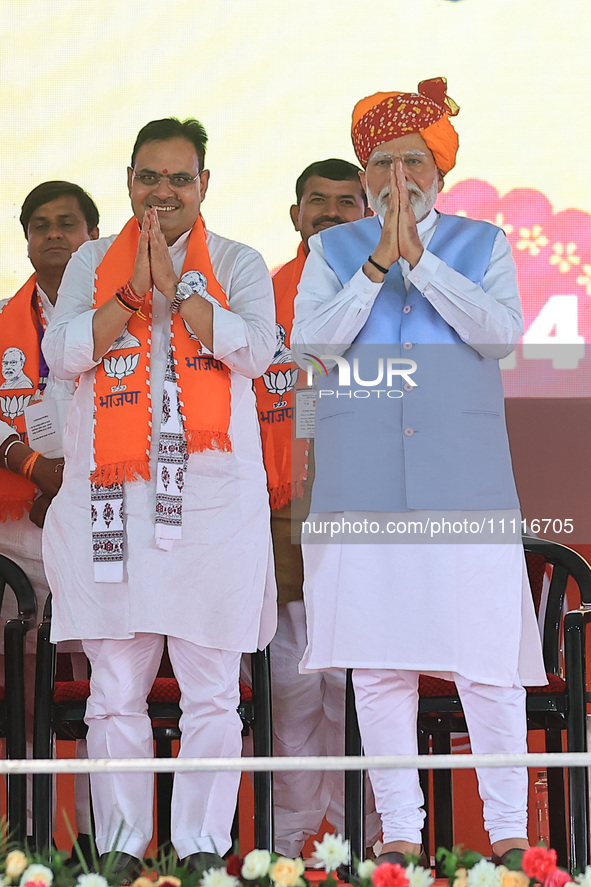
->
[24, 397, 62, 457]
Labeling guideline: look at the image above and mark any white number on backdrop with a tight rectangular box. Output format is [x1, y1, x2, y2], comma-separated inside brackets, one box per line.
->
[522, 295, 585, 368]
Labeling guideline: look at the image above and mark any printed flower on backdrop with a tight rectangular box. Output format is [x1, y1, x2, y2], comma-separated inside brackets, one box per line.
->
[241, 850, 272, 881]
[5, 852, 28, 881]
[18, 865, 53, 887]
[312, 833, 350, 872]
[516, 224, 549, 256]
[576, 263, 591, 295]
[268, 857, 305, 887]
[371, 862, 410, 887]
[549, 241, 580, 273]
[521, 846, 558, 882]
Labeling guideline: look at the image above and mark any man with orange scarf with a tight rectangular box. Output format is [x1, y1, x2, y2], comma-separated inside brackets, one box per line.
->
[291, 80, 546, 867]
[255, 159, 380, 857]
[42, 118, 276, 875]
[0, 180, 99, 853]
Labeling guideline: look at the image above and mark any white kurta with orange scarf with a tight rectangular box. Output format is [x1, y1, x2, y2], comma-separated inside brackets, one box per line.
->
[42, 229, 277, 652]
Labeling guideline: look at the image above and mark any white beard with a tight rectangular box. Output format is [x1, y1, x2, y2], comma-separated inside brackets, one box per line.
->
[368, 174, 439, 222]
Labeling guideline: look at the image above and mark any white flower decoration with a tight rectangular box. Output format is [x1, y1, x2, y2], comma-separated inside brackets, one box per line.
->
[466, 859, 501, 887]
[200, 868, 240, 887]
[575, 869, 591, 887]
[357, 859, 377, 879]
[19, 865, 53, 887]
[406, 862, 435, 887]
[241, 850, 272, 880]
[312, 832, 350, 871]
[75, 875, 109, 887]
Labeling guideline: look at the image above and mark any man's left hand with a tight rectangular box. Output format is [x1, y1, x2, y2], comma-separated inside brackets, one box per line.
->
[395, 159, 424, 268]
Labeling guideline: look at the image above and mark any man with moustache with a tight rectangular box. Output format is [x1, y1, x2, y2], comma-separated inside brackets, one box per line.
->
[291, 80, 546, 866]
[0, 180, 99, 856]
[43, 118, 276, 874]
[255, 159, 379, 857]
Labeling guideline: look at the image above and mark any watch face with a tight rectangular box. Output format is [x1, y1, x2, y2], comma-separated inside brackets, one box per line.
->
[176, 282, 193, 297]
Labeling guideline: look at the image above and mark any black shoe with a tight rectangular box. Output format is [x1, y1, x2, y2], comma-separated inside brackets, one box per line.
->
[182, 851, 226, 873]
[98, 851, 143, 882]
[375, 849, 430, 869]
[68, 833, 98, 866]
[491, 849, 526, 869]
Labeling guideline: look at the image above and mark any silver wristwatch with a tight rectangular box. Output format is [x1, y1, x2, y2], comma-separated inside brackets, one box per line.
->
[170, 281, 194, 314]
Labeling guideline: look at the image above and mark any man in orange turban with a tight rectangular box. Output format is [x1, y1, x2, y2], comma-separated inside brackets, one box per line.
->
[292, 79, 545, 871]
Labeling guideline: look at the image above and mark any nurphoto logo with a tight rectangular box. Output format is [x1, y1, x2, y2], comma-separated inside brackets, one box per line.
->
[303, 353, 417, 398]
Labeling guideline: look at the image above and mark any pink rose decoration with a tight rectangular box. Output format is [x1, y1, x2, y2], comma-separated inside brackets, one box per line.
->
[372, 862, 410, 887]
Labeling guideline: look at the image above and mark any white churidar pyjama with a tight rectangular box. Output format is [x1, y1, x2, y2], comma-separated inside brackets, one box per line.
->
[83, 633, 242, 859]
[352, 668, 528, 844]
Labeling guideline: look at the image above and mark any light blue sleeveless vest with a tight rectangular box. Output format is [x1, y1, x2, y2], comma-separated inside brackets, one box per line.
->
[309, 213, 519, 512]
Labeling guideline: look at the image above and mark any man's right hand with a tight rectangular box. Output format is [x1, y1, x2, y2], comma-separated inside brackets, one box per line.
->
[29, 493, 52, 528]
[130, 211, 153, 297]
[371, 162, 401, 270]
[31, 455, 64, 498]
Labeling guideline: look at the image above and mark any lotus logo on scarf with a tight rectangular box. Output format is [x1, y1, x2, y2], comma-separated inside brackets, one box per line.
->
[263, 367, 299, 408]
[0, 393, 32, 425]
[103, 353, 140, 392]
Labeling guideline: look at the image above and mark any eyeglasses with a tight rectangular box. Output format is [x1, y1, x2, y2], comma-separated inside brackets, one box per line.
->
[132, 171, 200, 189]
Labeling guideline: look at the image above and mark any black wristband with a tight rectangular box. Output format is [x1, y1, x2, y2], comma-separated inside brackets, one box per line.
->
[116, 293, 139, 313]
[367, 255, 389, 275]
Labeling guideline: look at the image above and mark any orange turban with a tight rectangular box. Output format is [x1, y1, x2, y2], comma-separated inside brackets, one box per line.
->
[351, 77, 460, 174]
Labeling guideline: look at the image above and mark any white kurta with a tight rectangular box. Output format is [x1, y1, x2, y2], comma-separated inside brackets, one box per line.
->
[291, 210, 546, 688]
[0, 286, 76, 653]
[42, 228, 277, 652]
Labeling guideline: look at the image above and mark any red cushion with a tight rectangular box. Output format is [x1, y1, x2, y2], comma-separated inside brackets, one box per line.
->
[53, 677, 254, 705]
[418, 672, 566, 699]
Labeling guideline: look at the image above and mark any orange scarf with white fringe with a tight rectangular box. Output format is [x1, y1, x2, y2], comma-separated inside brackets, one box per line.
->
[92, 215, 231, 487]
[254, 244, 309, 510]
[0, 276, 41, 520]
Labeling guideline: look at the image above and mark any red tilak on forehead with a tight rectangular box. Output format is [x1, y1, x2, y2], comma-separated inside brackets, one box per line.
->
[162, 168, 168, 174]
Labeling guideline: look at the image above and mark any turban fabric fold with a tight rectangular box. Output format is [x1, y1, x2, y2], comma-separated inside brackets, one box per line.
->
[351, 77, 460, 174]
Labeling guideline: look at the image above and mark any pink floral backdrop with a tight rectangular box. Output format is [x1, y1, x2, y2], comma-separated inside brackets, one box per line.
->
[437, 180, 591, 397]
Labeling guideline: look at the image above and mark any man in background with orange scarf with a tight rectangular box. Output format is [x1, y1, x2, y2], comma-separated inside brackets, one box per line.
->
[43, 118, 276, 875]
[292, 80, 546, 867]
[0, 180, 99, 855]
[255, 158, 379, 857]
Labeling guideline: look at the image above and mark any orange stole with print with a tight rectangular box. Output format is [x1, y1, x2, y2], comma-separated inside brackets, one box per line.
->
[0, 276, 41, 519]
[92, 215, 231, 487]
[254, 243, 309, 510]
